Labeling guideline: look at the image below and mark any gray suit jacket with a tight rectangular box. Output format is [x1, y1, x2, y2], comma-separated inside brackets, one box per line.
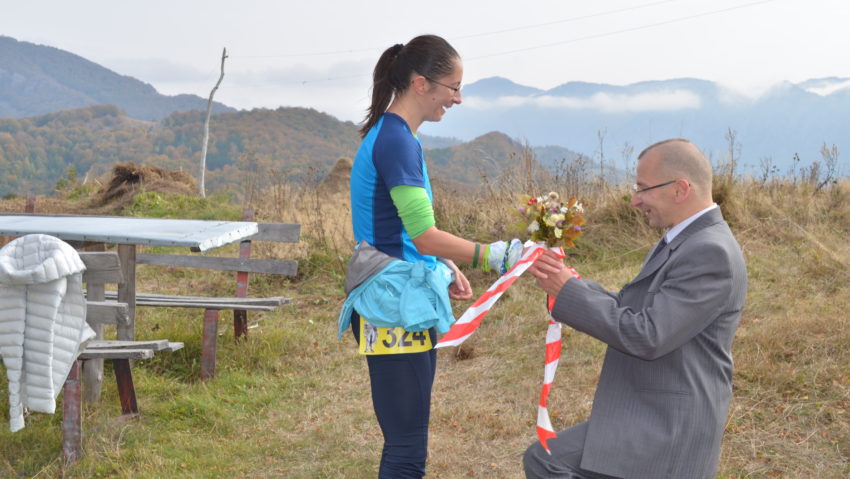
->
[551, 207, 747, 479]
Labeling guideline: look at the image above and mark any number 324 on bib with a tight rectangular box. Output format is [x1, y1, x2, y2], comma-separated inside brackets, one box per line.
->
[359, 321, 432, 355]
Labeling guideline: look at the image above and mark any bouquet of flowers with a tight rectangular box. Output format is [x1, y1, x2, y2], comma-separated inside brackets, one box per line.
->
[516, 192, 586, 248]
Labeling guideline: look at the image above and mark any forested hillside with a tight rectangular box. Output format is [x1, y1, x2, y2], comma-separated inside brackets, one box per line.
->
[0, 105, 362, 195]
[429, 132, 539, 183]
[0, 105, 578, 196]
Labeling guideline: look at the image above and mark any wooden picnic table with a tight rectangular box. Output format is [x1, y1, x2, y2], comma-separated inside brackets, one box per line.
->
[0, 214, 259, 340]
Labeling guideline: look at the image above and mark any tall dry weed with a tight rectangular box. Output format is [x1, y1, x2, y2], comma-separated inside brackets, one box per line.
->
[239, 165, 354, 280]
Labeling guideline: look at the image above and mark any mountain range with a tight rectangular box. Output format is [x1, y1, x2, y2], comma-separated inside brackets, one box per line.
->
[421, 76, 850, 175]
[0, 36, 233, 120]
[0, 34, 845, 196]
[0, 36, 585, 196]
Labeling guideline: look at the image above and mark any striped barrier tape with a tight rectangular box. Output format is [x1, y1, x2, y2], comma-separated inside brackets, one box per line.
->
[436, 242, 577, 453]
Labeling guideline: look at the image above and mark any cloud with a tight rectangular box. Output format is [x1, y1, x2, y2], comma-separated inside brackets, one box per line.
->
[229, 58, 373, 89]
[802, 79, 850, 96]
[214, 82, 368, 122]
[219, 60, 373, 120]
[103, 57, 213, 83]
[100, 55, 374, 121]
[465, 90, 702, 113]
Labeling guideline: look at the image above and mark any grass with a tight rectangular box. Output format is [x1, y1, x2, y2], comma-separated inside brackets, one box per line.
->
[1, 171, 849, 478]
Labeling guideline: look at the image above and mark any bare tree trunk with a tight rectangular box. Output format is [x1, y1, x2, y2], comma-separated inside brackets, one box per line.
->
[200, 48, 228, 197]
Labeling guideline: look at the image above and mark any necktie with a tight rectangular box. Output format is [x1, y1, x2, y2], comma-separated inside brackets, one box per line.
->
[648, 236, 667, 262]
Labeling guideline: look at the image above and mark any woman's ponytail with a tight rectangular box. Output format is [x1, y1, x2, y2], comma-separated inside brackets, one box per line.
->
[360, 43, 404, 138]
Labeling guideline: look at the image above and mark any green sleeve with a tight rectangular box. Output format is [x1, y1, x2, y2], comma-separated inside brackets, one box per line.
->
[390, 185, 436, 239]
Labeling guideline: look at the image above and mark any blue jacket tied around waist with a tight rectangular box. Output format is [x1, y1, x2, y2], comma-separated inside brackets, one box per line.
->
[338, 241, 456, 338]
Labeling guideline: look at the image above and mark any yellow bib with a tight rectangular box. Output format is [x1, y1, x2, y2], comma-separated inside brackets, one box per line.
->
[358, 319, 432, 355]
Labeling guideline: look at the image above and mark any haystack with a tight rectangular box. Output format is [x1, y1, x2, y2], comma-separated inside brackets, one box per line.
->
[95, 162, 198, 209]
[318, 157, 352, 194]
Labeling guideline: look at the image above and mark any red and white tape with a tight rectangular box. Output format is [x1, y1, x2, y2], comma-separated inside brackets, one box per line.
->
[436, 242, 576, 453]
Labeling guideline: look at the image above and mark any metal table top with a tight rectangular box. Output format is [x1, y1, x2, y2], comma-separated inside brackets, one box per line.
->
[0, 214, 258, 252]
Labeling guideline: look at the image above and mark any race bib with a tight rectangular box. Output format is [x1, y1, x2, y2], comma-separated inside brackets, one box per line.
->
[358, 320, 432, 355]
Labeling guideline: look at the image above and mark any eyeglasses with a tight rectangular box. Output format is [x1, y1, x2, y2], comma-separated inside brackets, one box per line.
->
[424, 76, 461, 95]
[632, 179, 677, 194]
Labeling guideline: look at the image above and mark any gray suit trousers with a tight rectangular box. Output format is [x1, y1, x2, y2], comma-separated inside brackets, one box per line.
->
[524, 423, 621, 479]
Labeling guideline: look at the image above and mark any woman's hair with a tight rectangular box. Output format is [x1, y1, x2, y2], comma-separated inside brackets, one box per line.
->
[359, 34, 459, 138]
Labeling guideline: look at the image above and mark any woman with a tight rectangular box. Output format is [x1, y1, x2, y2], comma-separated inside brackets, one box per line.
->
[346, 34, 521, 478]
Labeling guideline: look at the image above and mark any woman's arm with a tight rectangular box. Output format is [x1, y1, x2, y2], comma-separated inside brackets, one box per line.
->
[412, 226, 476, 263]
[390, 185, 520, 271]
[390, 185, 477, 264]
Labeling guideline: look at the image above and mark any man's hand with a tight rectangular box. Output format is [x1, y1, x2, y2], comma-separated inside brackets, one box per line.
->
[527, 251, 577, 298]
[443, 259, 473, 300]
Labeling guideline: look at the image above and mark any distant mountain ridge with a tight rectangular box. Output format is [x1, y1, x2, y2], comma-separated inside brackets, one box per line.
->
[422, 76, 850, 174]
[0, 36, 234, 120]
[3, 35, 842, 195]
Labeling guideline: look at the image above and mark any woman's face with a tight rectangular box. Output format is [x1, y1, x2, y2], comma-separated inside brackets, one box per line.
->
[422, 58, 463, 123]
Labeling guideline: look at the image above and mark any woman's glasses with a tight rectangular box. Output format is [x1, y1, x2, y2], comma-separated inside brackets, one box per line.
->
[424, 76, 461, 95]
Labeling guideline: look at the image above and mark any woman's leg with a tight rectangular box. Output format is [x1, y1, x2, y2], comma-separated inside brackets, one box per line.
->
[352, 313, 437, 479]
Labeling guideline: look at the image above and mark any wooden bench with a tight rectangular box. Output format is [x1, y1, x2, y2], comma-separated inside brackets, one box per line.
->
[62, 340, 184, 462]
[120, 212, 300, 380]
[61, 251, 183, 464]
[103, 292, 288, 310]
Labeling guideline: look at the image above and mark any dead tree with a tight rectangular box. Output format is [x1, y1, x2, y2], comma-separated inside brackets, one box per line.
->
[199, 48, 228, 197]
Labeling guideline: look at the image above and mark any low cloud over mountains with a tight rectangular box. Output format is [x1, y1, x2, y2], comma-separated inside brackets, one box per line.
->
[421, 76, 849, 175]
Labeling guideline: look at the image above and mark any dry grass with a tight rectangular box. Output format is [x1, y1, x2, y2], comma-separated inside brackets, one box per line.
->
[1, 171, 849, 478]
[238, 172, 850, 477]
[715, 181, 850, 478]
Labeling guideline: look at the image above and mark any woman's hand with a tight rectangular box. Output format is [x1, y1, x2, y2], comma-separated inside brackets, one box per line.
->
[442, 259, 473, 300]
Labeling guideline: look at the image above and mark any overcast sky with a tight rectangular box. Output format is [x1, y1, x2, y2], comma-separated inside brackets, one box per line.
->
[3, 0, 849, 123]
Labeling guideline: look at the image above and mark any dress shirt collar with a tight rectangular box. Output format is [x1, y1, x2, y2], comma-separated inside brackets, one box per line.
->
[664, 203, 718, 243]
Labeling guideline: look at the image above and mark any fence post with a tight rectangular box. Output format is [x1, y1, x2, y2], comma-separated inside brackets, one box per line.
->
[233, 209, 253, 340]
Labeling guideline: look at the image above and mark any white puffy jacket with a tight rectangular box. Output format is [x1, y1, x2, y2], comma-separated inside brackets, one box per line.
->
[0, 234, 94, 432]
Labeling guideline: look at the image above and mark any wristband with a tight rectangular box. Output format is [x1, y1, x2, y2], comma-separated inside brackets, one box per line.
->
[472, 242, 480, 269]
[481, 244, 491, 272]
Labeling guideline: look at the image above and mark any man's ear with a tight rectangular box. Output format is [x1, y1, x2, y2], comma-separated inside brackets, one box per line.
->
[674, 178, 692, 203]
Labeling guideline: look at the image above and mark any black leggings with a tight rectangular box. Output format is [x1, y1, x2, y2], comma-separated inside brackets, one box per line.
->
[351, 312, 438, 479]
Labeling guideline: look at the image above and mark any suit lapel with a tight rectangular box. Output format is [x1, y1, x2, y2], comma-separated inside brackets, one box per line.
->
[631, 208, 725, 284]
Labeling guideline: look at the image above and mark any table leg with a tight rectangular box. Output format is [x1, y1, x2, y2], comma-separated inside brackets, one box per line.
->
[113, 358, 139, 415]
[84, 251, 106, 402]
[234, 266, 249, 340]
[62, 360, 83, 464]
[117, 244, 136, 341]
[201, 309, 219, 381]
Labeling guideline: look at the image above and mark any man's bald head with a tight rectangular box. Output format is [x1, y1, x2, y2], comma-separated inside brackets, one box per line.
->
[638, 139, 713, 200]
